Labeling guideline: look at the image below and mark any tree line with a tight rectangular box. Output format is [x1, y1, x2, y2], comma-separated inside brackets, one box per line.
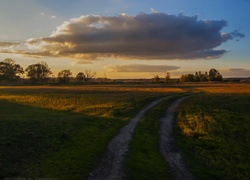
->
[1, 58, 223, 84]
[179, 69, 223, 82]
[0, 58, 96, 83]
[152, 69, 223, 83]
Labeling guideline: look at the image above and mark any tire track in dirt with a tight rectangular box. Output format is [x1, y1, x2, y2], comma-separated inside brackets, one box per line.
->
[88, 96, 172, 180]
[159, 96, 194, 180]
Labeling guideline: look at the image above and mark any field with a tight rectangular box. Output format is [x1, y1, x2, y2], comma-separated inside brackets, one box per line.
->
[176, 83, 250, 179]
[0, 83, 249, 179]
[0, 84, 184, 179]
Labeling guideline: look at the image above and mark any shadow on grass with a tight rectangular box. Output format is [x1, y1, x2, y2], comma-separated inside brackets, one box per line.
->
[0, 99, 125, 179]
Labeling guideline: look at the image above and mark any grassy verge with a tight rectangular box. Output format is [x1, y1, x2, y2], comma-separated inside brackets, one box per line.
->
[0, 85, 184, 179]
[124, 95, 186, 179]
[175, 93, 250, 179]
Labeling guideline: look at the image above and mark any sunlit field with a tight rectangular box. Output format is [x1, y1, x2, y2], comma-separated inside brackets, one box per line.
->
[0, 84, 185, 179]
[0, 85, 185, 117]
[0, 83, 249, 179]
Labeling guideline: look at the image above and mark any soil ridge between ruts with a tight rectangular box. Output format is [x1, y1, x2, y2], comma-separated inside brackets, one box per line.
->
[88, 96, 173, 180]
[159, 96, 194, 180]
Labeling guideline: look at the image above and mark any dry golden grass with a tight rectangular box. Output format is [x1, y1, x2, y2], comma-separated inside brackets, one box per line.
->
[0, 84, 185, 117]
[178, 83, 250, 94]
[0, 84, 185, 93]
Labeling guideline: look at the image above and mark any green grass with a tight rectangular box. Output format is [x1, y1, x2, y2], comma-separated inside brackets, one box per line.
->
[124, 96, 186, 180]
[0, 85, 184, 179]
[175, 93, 250, 179]
[2, 83, 249, 179]
[0, 100, 125, 179]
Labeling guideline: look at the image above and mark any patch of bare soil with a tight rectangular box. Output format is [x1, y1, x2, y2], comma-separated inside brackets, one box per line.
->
[88, 96, 171, 180]
[159, 96, 194, 180]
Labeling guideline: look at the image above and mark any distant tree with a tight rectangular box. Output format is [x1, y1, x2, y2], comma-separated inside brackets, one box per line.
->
[180, 74, 185, 82]
[180, 69, 223, 82]
[213, 73, 223, 81]
[194, 72, 200, 82]
[165, 72, 171, 82]
[200, 73, 208, 82]
[25, 61, 52, 82]
[76, 72, 85, 82]
[180, 74, 195, 82]
[208, 68, 219, 77]
[76, 70, 96, 82]
[152, 75, 160, 82]
[58, 69, 72, 83]
[208, 68, 223, 81]
[0, 58, 24, 81]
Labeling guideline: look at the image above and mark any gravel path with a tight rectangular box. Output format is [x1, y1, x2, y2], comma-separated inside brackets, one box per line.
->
[159, 96, 194, 180]
[88, 96, 172, 180]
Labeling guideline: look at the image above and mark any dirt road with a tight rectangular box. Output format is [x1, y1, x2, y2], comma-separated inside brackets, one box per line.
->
[88, 95, 193, 180]
[88, 96, 171, 180]
[159, 96, 194, 180]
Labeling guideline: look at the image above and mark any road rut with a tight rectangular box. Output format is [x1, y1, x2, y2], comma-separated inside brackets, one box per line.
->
[159, 96, 194, 180]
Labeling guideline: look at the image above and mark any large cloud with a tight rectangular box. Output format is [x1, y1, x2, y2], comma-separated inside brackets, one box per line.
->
[106, 64, 180, 72]
[20, 13, 244, 60]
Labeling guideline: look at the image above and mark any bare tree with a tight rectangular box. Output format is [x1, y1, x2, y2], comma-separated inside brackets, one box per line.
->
[165, 72, 171, 82]
[76, 70, 96, 82]
[152, 75, 160, 82]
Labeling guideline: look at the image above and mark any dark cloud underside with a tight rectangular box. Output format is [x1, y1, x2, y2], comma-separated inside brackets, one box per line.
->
[20, 13, 244, 60]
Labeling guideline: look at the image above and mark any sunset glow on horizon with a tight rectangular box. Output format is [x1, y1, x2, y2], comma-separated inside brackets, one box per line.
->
[0, 0, 249, 79]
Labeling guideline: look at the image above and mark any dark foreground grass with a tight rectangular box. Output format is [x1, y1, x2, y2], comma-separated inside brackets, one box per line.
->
[0, 85, 184, 179]
[124, 96, 186, 180]
[0, 99, 125, 179]
[175, 93, 250, 179]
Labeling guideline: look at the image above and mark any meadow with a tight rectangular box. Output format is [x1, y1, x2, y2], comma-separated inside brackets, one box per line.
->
[0, 84, 184, 179]
[0, 83, 249, 179]
[175, 83, 250, 179]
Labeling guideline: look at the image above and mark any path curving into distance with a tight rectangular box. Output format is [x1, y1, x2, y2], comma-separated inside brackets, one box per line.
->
[159, 96, 194, 180]
[88, 95, 194, 180]
[88, 96, 172, 180]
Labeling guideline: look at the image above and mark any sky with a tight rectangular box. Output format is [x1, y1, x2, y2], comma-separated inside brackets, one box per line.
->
[0, 0, 249, 79]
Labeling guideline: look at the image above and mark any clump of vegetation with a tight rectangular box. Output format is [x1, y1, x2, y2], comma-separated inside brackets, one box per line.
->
[58, 69, 72, 83]
[180, 68, 223, 82]
[175, 93, 250, 179]
[152, 75, 160, 83]
[0, 58, 24, 81]
[76, 70, 96, 82]
[25, 61, 52, 83]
